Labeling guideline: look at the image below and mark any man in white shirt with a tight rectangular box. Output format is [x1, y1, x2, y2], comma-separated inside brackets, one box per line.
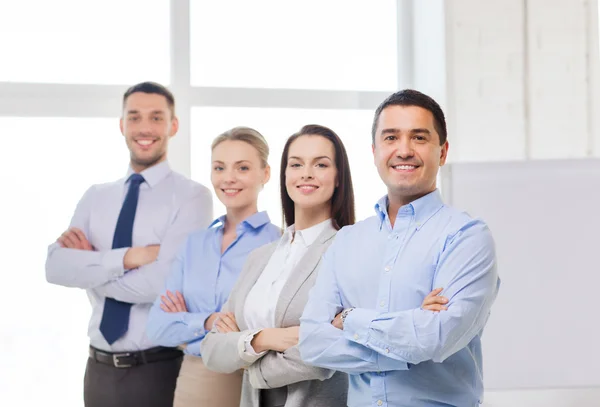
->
[46, 82, 213, 407]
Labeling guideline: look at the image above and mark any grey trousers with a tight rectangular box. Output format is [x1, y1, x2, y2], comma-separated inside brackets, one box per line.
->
[83, 355, 182, 407]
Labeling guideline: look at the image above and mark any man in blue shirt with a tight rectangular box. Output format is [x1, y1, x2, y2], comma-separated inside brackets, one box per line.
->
[299, 89, 500, 407]
[46, 82, 213, 407]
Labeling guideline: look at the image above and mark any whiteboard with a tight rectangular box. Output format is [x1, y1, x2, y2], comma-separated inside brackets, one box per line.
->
[440, 159, 600, 390]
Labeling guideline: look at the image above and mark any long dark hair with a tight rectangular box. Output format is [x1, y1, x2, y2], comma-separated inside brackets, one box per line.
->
[280, 124, 355, 230]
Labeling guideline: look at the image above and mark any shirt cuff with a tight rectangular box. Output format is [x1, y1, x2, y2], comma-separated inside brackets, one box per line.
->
[343, 307, 379, 346]
[102, 247, 128, 278]
[184, 338, 202, 357]
[182, 312, 208, 339]
[237, 329, 267, 364]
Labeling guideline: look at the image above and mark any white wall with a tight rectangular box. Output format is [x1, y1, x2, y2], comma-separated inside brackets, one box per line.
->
[483, 388, 600, 407]
[441, 0, 600, 405]
[444, 0, 600, 163]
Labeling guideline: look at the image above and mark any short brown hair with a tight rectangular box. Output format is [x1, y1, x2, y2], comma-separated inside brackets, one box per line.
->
[122, 81, 175, 117]
[212, 126, 269, 168]
[280, 124, 355, 230]
[372, 89, 447, 145]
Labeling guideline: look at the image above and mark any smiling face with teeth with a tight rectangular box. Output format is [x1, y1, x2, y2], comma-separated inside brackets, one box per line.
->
[211, 139, 270, 216]
[373, 105, 448, 207]
[120, 92, 178, 172]
[285, 135, 338, 221]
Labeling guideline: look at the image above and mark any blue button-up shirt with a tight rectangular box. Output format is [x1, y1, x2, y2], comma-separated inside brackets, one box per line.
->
[146, 211, 281, 356]
[299, 190, 500, 407]
[45, 161, 213, 352]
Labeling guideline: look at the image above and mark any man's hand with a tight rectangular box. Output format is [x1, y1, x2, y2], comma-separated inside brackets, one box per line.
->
[214, 312, 240, 333]
[250, 327, 299, 353]
[57, 228, 93, 250]
[421, 287, 449, 312]
[160, 290, 188, 313]
[123, 245, 160, 270]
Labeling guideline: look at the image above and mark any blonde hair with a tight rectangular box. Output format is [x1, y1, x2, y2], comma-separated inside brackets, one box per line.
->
[211, 126, 269, 168]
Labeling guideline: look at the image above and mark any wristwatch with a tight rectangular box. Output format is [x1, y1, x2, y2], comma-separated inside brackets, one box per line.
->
[340, 308, 355, 327]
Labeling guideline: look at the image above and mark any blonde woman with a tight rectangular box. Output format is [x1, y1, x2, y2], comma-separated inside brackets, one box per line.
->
[146, 127, 280, 407]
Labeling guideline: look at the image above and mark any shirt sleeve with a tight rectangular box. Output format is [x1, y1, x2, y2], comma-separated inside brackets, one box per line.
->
[242, 329, 268, 359]
[343, 220, 500, 365]
[92, 185, 213, 304]
[145, 240, 213, 355]
[299, 233, 410, 375]
[200, 300, 258, 373]
[45, 185, 128, 289]
[248, 343, 336, 389]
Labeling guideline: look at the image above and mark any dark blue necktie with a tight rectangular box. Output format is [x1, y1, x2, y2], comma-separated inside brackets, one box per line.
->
[99, 173, 145, 345]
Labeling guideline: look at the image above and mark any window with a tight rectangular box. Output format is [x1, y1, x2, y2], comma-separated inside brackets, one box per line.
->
[191, 107, 387, 225]
[0, 3, 409, 406]
[0, 1, 170, 84]
[190, 0, 398, 91]
[0, 118, 128, 406]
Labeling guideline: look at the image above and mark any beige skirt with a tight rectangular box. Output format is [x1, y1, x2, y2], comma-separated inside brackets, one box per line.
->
[173, 354, 243, 407]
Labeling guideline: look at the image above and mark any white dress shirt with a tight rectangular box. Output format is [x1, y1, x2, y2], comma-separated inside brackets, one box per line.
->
[241, 218, 332, 357]
[46, 161, 213, 352]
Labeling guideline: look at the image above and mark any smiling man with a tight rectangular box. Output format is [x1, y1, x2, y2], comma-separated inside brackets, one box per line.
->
[46, 82, 213, 407]
[299, 89, 500, 407]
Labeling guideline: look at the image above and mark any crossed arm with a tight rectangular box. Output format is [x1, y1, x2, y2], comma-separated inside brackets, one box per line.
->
[200, 285, 447, 388]
[298, 221, 499, 375]
[145, 245, 227, 356]
[45, 185, 213, 303]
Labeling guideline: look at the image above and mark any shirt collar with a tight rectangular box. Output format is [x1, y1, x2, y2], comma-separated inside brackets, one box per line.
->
[374, 189, 444, 229]
[209, 215, 227, 229]
[125, 161, 171, 188]
[209, 211, 271, 231]
[285, 218, 333, 247]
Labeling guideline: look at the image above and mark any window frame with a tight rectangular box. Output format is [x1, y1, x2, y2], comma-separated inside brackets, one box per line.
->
[0, 0, 416, 177]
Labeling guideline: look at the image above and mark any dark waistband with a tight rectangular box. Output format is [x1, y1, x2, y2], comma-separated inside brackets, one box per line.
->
[260, 387, 288, 407]
[89, 345, 182, 369]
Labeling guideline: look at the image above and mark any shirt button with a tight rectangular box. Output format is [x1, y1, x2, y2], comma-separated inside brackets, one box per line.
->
[380, 301, 385, 307]
[384, 266, 391, 272]
[385, 348, 390, 353]
[353, 334, 359, 340]
[377, 400, 383, 406]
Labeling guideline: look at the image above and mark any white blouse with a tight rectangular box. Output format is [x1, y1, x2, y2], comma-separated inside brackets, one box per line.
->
[239, 218, 333, 359]
[243, 218, 333, 330]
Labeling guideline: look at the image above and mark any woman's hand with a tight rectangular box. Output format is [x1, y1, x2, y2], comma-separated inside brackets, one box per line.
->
[421, 288, 449, 312]
[204, 312, 226, 331]
[160, 290, 188, 313]
[250, 327, 299, 353]
[214, 312, 240, 333]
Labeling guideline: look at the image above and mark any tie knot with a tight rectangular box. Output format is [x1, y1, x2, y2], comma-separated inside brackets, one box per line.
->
[128, 173, 145, 186]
